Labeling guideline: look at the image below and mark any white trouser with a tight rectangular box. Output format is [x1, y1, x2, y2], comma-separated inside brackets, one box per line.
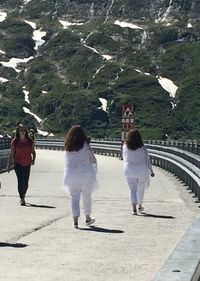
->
[126, 177, 146, 205]
[69, 185, 92, 217]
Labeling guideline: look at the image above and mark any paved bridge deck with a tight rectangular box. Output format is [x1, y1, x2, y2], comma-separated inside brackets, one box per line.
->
[0, 150, 199, 281]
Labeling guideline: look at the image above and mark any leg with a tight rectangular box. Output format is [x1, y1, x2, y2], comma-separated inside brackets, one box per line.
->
[69, 187, 81, 227]
[127, 177, 138, 214]
[82, 187, 92, 216]
[82, 186, 95, 225]
[22, 165, 31, 198]
[14, 163, 24, 199]
[137, 181, 146, 210]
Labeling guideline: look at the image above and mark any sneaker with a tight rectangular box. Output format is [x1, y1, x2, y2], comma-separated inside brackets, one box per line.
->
[138, 206, 144, 213]
[132, 209, 137, 215]
[74, 223, 78, 229]
[20, 198, 26, 206]
[86, 218, 95, 226]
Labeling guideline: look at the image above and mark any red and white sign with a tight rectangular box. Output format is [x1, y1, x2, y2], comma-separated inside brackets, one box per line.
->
[121, 104, 135, 141]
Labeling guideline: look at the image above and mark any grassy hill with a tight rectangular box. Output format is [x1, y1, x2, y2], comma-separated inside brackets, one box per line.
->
[0, 0, 199, 139]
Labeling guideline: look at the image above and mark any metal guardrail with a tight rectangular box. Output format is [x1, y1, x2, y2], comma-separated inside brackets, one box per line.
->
[0, 149, 10, 172]
[0, 138, 11, 150]
[145, 140, 200, 156]
[35, 139, 200, 200]
[1, 139, 200, 198]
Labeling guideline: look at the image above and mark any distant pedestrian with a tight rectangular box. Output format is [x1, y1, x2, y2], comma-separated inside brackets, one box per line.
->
[7, 124, 36, 206]
[29, 129, 36, 142]
[123, 130, 155, 215]
[63, 125, 97, 228]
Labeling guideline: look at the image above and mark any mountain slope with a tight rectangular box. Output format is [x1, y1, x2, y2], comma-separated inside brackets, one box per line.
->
[0, 0, 199, 139]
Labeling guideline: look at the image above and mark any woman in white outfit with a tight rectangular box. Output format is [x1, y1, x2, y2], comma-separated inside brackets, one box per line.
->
[63, 125, 97, 228]
[123, 130, 155, 215]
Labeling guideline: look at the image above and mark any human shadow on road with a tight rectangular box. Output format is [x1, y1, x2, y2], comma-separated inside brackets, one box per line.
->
[26, 203, 56, 209]
[78, 226, 124, 233]
[139, 213, 175, 219]
[0, 242, 28, 248]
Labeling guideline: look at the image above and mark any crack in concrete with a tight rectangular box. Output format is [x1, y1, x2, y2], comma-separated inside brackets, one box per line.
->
[7, 214, 67, 243]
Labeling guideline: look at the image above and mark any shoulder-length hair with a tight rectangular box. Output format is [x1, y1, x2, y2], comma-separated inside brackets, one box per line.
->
[125, 129, 144, 150]
[15, 124, 30, 140]
[65, 125, 89, 152]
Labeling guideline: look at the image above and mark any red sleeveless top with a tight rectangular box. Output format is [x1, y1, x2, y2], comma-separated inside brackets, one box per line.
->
[12, 138, 33, 167]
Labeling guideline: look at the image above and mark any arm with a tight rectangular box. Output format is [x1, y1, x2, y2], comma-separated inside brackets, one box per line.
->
[31, 144, 36, 165]
[87, 144, 96, 163]
[144, 147, 155, 177]
[122, 144, 127, 162]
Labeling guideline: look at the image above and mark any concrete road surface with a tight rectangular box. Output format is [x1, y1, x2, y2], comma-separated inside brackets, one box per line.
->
[0, 150, 199, 281]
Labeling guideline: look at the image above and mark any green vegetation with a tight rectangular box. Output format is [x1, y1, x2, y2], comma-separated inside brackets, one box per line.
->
[0, 0, 199, 140]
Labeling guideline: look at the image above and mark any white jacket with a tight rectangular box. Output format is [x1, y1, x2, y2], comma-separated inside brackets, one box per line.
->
[63, 143, 97, 191]
[123, 144, 152, 188]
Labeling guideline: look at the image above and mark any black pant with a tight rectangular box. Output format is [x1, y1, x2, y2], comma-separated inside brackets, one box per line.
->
[14, 163, 31, 199]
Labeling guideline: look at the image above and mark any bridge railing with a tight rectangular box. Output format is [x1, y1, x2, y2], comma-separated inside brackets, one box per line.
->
[35, 138, 200, 201]
[1, 138, 200, 201]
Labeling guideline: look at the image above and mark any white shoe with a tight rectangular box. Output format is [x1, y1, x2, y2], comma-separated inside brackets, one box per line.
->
[138, 207, 144, 213]
[86, 218, 95, 226]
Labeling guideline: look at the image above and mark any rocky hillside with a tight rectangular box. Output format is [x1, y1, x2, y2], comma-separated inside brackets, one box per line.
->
[0, 0, 199, 139]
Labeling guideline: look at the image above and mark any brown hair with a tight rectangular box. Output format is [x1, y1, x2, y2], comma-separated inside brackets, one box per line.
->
[15, 124, 31, 140]
[65, 125, 89, 152]
[125, 129, 144, 150]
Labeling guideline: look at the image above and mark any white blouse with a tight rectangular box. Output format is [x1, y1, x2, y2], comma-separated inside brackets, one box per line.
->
[123, 144, 152, 187]
[63, 143, 97, 191]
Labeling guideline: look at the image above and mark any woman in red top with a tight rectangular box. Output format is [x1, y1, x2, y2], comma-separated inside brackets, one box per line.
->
[7, 124, 36, 206]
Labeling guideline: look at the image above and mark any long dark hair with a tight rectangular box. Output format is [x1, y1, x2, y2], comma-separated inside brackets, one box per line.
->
[15, 124, 31, 140]
[125, 129, 144, 150]
[65, 125, 89, 152]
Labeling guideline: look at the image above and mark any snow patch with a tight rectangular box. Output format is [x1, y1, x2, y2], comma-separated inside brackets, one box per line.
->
[141, 31, 147, 44]
[90, 2, 95, 17]
[25, 20, 36, 29]
[0, 11, 7, 22]
[114, 20, 143, 30]
[42, 90, 48, 94]
[93, 65, 105, 79]
[135, 68, 151, 76]
[0, 77, 9, 83]
[37, 128, 49, 137]
[104, 0, 114, 23]
[23, 107, 42, 123]
[102, 55, 112, 61]
[0, 50, 5, 55]
[23, 89, 30, 104]
[135, 68, 142, 73]
[24, 0, 32, 4]
[59, 20, 83, 29]
[24, 20, 46, 50]
[160, 0, 173, 23]
[84, 44, 99, 55]
[99, 98, 108, 112]
[83, 44, 112, 61]
[187, 23, 193, 28]
[157, 76, 178, 98]
[0, 57, 33, 72]
[33, 29, 46, 50]
[171, 102, 177, 109]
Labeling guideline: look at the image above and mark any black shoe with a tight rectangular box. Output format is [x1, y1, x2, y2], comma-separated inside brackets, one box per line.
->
[74, 223, 78, 229]
[20, 198, 26, 206]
